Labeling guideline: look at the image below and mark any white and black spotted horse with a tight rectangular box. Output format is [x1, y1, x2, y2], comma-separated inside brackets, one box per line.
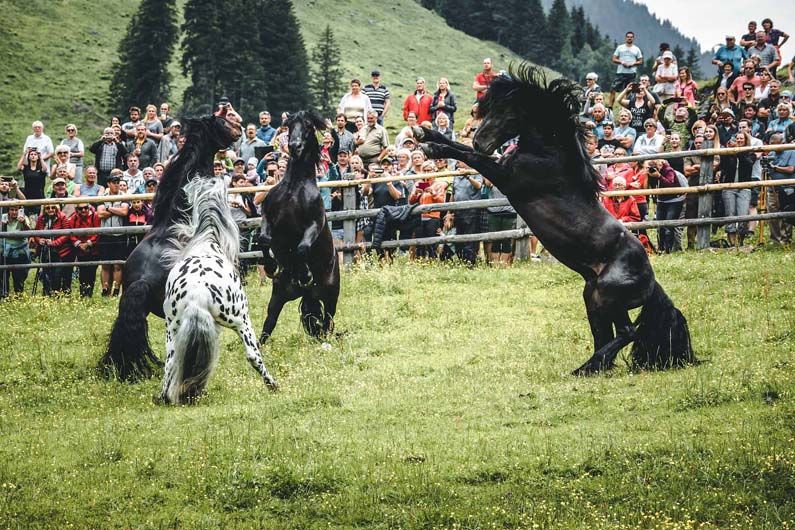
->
[160, 177, 277, 404]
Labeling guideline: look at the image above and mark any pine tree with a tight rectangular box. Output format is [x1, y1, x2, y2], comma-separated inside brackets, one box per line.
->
[310, 25, 345, 118]
[109, 0, 178, 115]
[260, 0, 312, 116]
[672, 44, 685, 64]
[544, 0, 571, 72]
[523, 0, 547, 63]
[181, 0, 225, 115]
[569, 6, 587, 53]
[685, 46, 703, 80]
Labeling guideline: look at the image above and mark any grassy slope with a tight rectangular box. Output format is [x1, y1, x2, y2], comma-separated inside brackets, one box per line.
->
[0, 0, 527, 174]
[0, 253, 794, 528]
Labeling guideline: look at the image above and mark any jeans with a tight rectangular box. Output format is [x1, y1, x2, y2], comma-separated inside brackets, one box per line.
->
[76, 255, 98, 298]
[1, 253, 30, 297]
[721, 188, 751, 234]
[656, 200, 684, 253]
[454, 211, 480, 264]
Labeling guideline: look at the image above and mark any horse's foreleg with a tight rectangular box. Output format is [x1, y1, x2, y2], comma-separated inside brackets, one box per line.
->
[236, 313, 278, 390]
[159, 318, 178, 404]
[295, 222, 321, 287]
[413, 126, 475, 152]
[420, 142, 512, 189]
[257, 221, 278, 278]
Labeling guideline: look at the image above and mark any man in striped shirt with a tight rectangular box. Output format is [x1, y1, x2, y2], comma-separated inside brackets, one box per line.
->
[363, 70, 391, 125]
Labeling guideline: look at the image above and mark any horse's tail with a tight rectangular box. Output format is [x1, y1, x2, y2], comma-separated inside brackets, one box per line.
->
[631, 281, 697, 370]
[163, 299, 219, 404]
[100, 279, 162, 381]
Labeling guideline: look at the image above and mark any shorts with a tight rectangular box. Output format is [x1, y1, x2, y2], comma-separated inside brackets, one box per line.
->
[99, 235, 128, 262]
[612, 73, 636, 92]
[331, 228, 345, 241]
[487, 214, 516, 233]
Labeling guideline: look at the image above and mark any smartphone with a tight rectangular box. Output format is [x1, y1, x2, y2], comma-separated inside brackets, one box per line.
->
[417, 181, 430, 191]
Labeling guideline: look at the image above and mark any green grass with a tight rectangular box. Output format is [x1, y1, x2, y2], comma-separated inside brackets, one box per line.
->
[0, 0, 528, 174]
[1, 252, 794, 528]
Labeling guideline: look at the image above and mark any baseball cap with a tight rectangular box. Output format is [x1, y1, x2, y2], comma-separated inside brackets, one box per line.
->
[52, 177, 67, 185]
[662, 51, 674, 59]
[371, 69, 381, 77]
[380, 157, 394, 164]
[170, 120, 181, 128]
[720, 108, 735, 117]
[107, 174, 121, 183]
[402, 137, 417, 145]
[233, 158, 245, 165]
[782, 90, 793, 97]
[725, 35, 736, 40]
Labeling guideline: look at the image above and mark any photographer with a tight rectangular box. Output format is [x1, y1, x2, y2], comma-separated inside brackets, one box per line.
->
[89, 127, 128, 187]
[619, 82, 656, 135]
[1, 203, 33, 298]
[647, 159, 687, 253]
[0, 176, 26, 203]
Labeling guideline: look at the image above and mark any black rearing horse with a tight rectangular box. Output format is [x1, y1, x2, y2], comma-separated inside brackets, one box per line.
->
[258, 110, 340, 345]
[101, 106, 243, 380]
[417, 65, 696, 375]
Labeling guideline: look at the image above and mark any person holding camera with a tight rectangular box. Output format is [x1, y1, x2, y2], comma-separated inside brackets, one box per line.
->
[1, 203, 33, 298]
[0, 176, 26, 204]
[18, 121, 54, 172]
[647, 159, 687, 253]
[619, 82, 656, 135]
[89, 127, 128, 187]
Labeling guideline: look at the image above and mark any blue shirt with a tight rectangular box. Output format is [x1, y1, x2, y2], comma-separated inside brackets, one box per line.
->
[767, 118, 794, 135]
[772, 149, 795, 181]
[256, 125, 276, 144]
[713, 45, 747, 74]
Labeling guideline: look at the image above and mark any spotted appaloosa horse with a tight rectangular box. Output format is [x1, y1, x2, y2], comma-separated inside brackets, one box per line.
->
[160, 178, 277, 404]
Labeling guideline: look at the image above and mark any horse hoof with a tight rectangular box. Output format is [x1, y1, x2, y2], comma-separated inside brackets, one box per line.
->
[264, 378, 279, 391]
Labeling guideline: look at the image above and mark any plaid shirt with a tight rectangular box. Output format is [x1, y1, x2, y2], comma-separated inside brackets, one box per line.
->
[98, 142, 118, 172]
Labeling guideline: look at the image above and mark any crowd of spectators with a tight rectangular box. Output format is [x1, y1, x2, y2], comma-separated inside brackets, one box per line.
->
[585, 19, 794, 253]
[2, 19, 795, 298]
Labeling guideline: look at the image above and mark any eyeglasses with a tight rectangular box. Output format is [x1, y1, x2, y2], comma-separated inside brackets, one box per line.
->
[76, 206, 89, 211]
[44, 206, 57, 211]
[66, 128, 76, 132]
[644, 124, 656, 128]
[54, 183, 66, 186]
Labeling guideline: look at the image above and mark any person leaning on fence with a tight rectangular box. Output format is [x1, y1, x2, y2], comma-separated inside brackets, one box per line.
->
[647, 159, 687, 253]
[766, 133, 795, 244]
[97, 174, 129, 297]
[1, 202, 33, 298]
[718, 131, 756, 246]
[484, 177, 517, 267]
[69, 203, 100, 298]
[408, 162, 446, 260]
[34, 203, 73, 296]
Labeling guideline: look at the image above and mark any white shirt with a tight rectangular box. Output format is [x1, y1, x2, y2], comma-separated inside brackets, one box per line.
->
[634, 134, 664, 155]
[614, 44, 643, 74]
[23, 133, 54, 169]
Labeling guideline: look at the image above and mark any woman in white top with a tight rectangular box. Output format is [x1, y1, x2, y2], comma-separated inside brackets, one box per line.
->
[633, 119, 665, 155]
[337, 79, 373, 133]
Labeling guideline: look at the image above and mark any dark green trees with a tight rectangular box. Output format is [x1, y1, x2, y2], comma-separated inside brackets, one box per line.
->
[108, 0, 178, 115]
[310, 25, 345, 117]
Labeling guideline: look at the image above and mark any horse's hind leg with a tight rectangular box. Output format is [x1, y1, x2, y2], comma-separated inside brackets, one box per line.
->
[234, 313, 278, 389]
[260, 287, 288, 345]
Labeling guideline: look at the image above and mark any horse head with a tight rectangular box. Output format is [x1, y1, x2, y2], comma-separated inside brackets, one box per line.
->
[474, 64, 582, 154]
[287, 110, 326, 162]
[182, 104, 243, 153]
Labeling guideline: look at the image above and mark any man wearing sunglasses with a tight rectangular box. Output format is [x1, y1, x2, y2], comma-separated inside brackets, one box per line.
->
[34, 203, 72, 296]
[68, 203, 100, 298]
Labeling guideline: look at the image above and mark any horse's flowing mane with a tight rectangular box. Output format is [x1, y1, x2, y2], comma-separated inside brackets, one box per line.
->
[161, 177, 240, 268]
[150, 116, 231, 233]
[479, 64, 601, 193]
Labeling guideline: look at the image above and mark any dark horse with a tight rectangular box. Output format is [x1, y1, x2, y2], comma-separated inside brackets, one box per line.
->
[100, 106, 243, 380]
[417, 65, 696, 375]
[258, 110, 340, 344]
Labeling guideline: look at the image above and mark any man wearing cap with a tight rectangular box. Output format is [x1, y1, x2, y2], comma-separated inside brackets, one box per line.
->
[402, 78, 433, 124]
[69, 202, 101, 298]
[157, 120, 181, 162]
[97, 174, 129, 297]
[717, 108, 739, 146]
[325, 149, 352, 243]
[237, 123, 266, 162]
[712, 35, 747, 75]
[363, 70, 391, 125]
[89, 128, 128, 187]
[654, 51, 678, 100]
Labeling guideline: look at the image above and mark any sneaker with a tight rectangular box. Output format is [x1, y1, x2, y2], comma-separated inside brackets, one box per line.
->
[530, 253, 541, 262]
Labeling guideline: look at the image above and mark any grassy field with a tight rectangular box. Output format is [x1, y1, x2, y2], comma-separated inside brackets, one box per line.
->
[1, 251, 794, 528]
[0, 0, 526, 174]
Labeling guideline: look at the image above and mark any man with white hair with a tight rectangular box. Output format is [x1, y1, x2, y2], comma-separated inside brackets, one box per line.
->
[17, 121, 54, 171]
[89, 127, 128, 186]
[582, 72, 601, 109]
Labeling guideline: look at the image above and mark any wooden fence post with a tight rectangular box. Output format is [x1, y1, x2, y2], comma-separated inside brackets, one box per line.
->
[696, 140, 716, 250]
[342, 175, 357, 267]
[514, 217, 529, 260]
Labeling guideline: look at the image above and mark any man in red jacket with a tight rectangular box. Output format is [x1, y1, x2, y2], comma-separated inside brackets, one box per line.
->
[402, 78, 433, 124]
[69, 202, 101, 297]
[601, 176, 641, 222]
